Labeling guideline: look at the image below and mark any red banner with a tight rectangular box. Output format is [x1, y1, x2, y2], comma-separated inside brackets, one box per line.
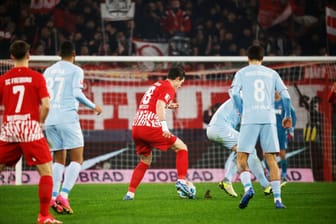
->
[326, 6, 336, 42]
[258, 0, 293, 29]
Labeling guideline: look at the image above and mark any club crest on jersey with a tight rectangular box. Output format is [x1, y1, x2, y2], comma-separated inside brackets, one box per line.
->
[164, 93, 170, 102]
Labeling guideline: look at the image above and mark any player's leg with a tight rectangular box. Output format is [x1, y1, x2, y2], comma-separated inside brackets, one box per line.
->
[36, 162, 63, 224]
[56, 122, 83, 213]
[219, 151, 238, 197]
[224, 151, 238, 182]
[279, 149, 288, 184]
[264, 153, 285, 208]
[50, 150, 67, 213]
[237, 124, 259, 209]
[124, 152, 152, 200]
[44, 125, 66, 206]
[0, 141, 21, 171]
[22, 139, 63, 223]
[171, 138, 195, 199]
[207, 125, 239, 197]
[278, 128, 288, 184]
[61, 147, 83, 196]
[247, 150, 271, 194]
[261, 124, 286, 208]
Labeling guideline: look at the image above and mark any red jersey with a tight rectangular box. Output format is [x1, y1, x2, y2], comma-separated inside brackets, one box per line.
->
[161, 9, 191, 34]
[0, 67, 49, 142]
[133, 80, 175, 128]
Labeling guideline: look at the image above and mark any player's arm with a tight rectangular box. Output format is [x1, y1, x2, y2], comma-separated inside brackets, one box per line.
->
[290, 105, 297, 128]
[279, 90, 292, 128]
[230, 73, 243, 114]
[156, 99, 171, 138]
[40, 96, 50, 125]
[73, 88, 102, 115]
[73, 70, 102, 115]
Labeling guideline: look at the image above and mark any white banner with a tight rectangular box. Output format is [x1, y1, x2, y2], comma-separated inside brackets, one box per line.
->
[133, 39, 169, 56]
[100, 1, 135, 21]
[30, 0, 60, 12]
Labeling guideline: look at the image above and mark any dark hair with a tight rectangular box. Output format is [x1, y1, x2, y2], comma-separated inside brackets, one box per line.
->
[9, 40, 30, 60]
[60, 40, 75, 57]
[247, 45, 264, 61]
[167, 67, 185, 80]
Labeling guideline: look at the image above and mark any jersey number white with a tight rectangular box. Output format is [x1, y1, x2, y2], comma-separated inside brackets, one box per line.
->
[46, 77, 65, 102]
[254, 79, 265, 102]
[141, 85, 156, 105]
[13, 85, 25, 113]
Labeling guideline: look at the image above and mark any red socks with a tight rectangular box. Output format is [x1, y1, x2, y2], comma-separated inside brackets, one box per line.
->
[129, 161, 149, 192]
[128, 150, 188, 192]
[176, 150, 188, 179]
[38, 175, 53, 216]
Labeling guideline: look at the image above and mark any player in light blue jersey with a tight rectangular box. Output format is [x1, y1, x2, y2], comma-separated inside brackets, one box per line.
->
[44, 41, 102, 214]
[231, 45, 292, 209]
[274, 91, 297, 184]
[206, 97, 272, 197]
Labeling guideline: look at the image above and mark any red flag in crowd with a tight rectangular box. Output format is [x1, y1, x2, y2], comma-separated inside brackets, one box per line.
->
[326, 6, 336, 42]
[258, 0, 294, 29]
[30, 0, 60, 13]
[53, 8, 77, 33]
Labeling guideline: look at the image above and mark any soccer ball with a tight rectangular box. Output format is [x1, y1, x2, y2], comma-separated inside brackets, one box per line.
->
[177, 181, 196, 199]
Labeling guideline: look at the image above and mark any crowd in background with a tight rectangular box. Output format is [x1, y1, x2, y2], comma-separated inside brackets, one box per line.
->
[0, 0, 333, 59]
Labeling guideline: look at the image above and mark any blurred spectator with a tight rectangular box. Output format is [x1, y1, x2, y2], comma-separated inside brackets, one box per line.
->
[161, 0, 191, 38]
[0, 0, 332, 57]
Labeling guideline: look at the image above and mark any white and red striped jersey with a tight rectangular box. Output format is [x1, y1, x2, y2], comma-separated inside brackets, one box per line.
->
[0, 67, 49, 142]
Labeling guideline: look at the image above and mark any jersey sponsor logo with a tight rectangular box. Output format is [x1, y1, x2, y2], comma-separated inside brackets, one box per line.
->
[132, 110, 160, 127]
[0, 120, 44, 142]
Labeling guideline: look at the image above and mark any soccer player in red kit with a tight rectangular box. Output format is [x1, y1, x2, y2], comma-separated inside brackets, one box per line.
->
[0, 40, 62, 224]
[123, 67, 195, 200]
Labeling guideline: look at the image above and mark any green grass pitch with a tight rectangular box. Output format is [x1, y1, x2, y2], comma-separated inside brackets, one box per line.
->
[0, 182, 335, 224]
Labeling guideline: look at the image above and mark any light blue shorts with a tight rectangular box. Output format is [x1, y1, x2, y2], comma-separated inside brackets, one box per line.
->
[238, 124, 279, 154]
[206, 123, 239, 150]
[45, 122, 84, 151]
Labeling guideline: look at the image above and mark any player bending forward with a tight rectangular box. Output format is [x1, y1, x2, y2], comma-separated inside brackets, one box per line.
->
[124, 67, 195, 200]
[206, 97, 272, 197]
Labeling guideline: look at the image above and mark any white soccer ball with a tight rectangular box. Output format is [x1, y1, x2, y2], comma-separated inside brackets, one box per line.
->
[177, 181, 196, 199]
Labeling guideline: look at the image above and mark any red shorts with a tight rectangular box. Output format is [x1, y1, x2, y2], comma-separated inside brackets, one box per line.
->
[0, 138, 52, 166]
[132, 126, 177, 156]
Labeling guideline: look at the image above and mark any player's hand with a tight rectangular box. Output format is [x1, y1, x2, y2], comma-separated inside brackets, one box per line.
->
[94, 105, 103, 115]
[282, 117, 292, 128]
[167, 102, 179, 109]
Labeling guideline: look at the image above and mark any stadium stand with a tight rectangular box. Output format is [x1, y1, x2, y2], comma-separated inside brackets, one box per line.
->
[0, 0, 334, 58]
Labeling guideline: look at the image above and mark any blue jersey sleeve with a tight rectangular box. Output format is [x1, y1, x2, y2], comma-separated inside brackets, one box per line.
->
[291, 105, 297, 127]
[72, 68, 95, 109]
[231, 73, 243, 114]
[279, 90, 291, 118]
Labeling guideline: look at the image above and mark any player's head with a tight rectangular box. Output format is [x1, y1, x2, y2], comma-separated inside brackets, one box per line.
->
[247, 45, 264, 61]
[9, 40, 30, 60]
[168, 67, 185, 80]
[167, 67, 186, 89]
[59, 40, 75, 58]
